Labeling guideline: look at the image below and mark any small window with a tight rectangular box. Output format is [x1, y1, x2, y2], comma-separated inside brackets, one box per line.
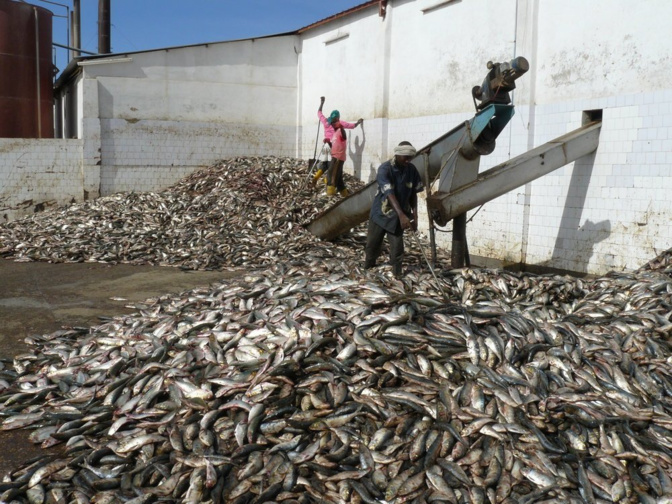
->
[582, 109, 603, 125]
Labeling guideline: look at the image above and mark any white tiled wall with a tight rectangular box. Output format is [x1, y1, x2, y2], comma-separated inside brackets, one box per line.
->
[0, 139, 83, 222]
[523, 92, 672, 274]
[99, 119, 296, 194]
[388, 90, 672, 275]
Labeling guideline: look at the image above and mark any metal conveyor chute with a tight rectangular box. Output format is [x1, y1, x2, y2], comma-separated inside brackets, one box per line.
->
[427, 120, 602, 225]
[306, 120, 601, 241]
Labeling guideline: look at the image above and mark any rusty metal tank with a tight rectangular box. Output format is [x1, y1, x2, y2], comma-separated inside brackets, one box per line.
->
[0, 0, 54, 138]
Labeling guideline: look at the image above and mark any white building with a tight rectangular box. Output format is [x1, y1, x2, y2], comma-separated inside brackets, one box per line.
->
[2, 0, 670, 276]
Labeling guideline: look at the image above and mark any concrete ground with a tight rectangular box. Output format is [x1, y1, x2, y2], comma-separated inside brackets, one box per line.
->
[0, 258, 238, 478]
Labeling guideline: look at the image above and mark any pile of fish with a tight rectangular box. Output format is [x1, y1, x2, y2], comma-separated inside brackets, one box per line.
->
[638, 248, 672, 277]
[2, 253, 672, 503]
[0, 157, 365, 270]
[2, 156, 672, 503]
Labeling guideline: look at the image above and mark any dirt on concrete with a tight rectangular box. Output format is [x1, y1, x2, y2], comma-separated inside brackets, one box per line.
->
[0, 258, 240, 478]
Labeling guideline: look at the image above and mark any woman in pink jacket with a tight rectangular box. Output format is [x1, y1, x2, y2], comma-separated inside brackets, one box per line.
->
[312, 96, 362, 196]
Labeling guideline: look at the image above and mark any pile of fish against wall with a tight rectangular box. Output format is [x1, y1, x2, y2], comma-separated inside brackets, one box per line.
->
[1, 157, 672, 503]
[0, 156, 366, 270]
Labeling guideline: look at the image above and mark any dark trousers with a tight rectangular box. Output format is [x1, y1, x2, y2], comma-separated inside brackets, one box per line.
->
[328, 158, 346, 191]
[364, 219, 404, 276]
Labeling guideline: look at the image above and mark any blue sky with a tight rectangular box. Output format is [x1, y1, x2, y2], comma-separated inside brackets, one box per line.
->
[37, 0, 367, 74]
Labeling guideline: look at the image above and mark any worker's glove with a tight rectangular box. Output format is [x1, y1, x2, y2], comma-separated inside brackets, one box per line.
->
[323, 139, 332, 147]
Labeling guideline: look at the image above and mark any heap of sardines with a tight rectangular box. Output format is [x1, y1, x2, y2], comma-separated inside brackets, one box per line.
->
[0, 157, 365, 270]
[1, 156, 672, 503]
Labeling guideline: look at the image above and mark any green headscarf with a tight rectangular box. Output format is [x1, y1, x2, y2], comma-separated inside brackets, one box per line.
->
[327, 110, 340, 125]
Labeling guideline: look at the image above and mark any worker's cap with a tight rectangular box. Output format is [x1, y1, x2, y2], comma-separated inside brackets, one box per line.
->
[327, 110, 340, 124]
[394, 142, 416, 158]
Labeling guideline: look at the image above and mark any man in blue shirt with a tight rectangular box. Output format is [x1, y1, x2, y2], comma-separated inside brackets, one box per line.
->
[364, 141, 424, 278]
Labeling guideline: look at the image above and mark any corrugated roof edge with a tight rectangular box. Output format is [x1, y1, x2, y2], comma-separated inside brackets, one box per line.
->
[298, 1, 379, 33]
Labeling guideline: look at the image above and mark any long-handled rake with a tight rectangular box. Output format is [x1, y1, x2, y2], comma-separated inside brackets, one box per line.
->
[409, 229, 450, 302]
[300, 143, 328, 191]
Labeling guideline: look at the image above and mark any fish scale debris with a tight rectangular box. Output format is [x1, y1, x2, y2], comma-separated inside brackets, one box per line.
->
[1, 156, 672, 503]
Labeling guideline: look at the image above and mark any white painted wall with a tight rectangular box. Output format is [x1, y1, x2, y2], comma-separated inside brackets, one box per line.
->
[298, 5, 385, 180]
[387, 0, 517, 117]
[0, 139, 83, 222]
[82, 36, 300, 194]
[535, 0, 671, 104]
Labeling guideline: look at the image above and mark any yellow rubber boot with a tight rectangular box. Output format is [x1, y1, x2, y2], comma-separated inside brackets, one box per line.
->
[311, 169, 323, 184]
[340, 188, 350, 197]
[326, 185, 337, 196]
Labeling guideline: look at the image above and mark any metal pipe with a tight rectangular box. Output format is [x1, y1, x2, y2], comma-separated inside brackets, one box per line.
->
[34, 7, 42, 138]
[53, 42, 97, 56]
[36, 0, 69, 62]
[429, 216, 437, 266]
[35, 0, 69, 9]
[464, 237, 471, 267]
[71, 0, 81, 58]
[98, 0, 111, 54]
[410, 231, 449, 302]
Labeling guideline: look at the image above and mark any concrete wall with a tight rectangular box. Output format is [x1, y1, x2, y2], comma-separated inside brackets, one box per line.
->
[299, 0, 518, 178]
[81, 36, 299, 194]
[0, 139, 83, 222]
[2, 36, 299, 222]
[298, 5, 385, 180]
